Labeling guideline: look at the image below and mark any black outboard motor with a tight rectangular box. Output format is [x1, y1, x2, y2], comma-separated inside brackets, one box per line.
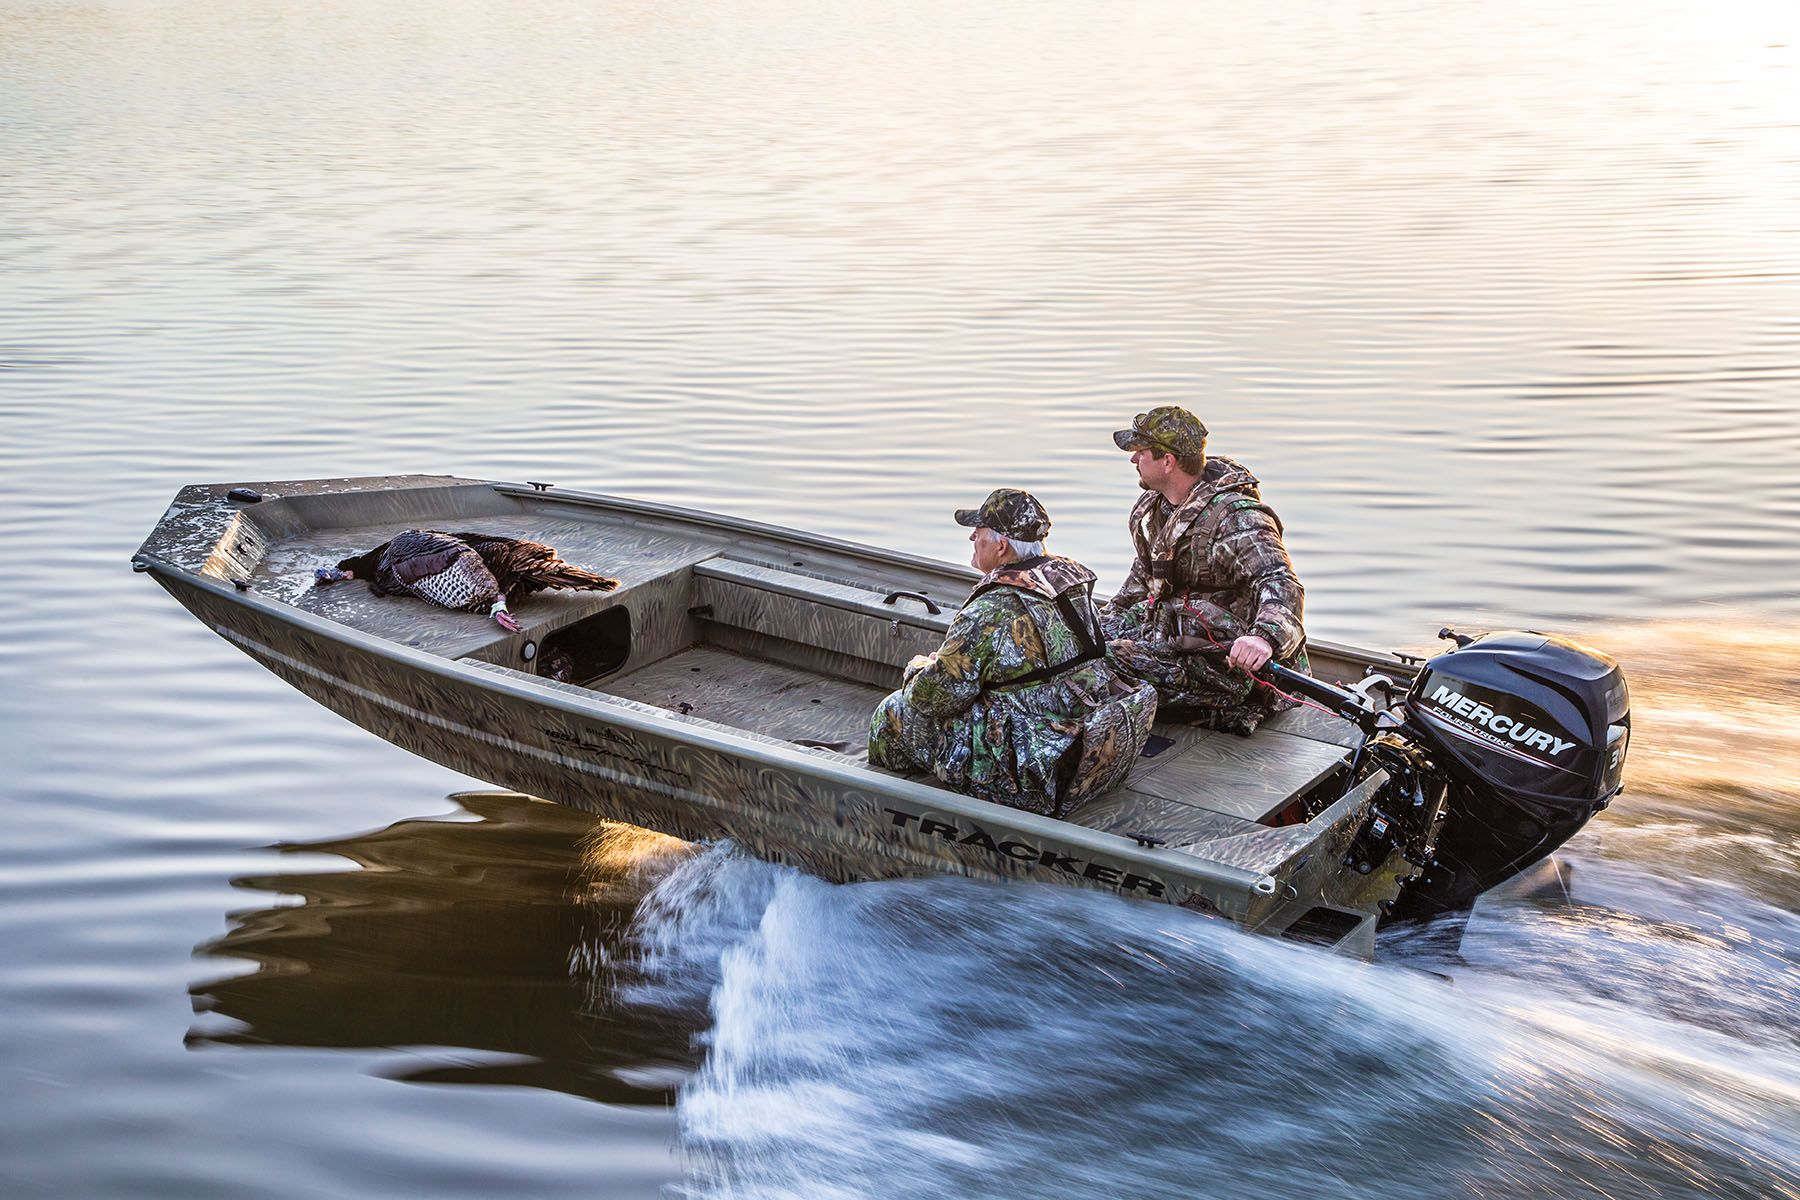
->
[1382, 630, 1630, 923]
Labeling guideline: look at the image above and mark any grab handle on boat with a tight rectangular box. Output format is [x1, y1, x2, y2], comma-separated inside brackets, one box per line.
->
[882, 590, 942, 616]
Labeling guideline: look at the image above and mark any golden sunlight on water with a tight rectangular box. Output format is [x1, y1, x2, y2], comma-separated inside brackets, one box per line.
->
[1559, 619, 1800, 917]
[578, 816, 697, 881]
[1604, 620, 1800, 814]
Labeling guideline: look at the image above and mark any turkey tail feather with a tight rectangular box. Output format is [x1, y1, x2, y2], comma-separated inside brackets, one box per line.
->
[527, 563, 620, 593]
[446, 532, 618, 596]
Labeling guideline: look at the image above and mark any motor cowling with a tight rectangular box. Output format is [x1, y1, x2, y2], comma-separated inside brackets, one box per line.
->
[1384, 630, 1630, 924]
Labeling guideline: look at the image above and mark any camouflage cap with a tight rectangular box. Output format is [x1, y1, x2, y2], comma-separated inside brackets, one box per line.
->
[1112, 406, 1209, 457]
[953, 488, 1052, 541]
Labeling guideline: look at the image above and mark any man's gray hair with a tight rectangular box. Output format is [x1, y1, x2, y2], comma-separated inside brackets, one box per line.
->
[1002, 536, 1044, 559]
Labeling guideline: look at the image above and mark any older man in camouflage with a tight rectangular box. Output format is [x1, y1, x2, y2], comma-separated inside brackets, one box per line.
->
[868, 489, 1157, 816]
[1102, 406, 1309, 735]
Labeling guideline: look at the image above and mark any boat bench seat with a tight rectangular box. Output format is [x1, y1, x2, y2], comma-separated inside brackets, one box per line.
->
[1070, 719, 1354, 843]
[690, 557, 953, 686]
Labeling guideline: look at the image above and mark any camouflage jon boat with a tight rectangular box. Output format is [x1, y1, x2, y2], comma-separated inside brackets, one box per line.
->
[134, 475, 1630, 956]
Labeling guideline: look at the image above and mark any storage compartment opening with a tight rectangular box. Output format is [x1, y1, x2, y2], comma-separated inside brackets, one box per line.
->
[539, 606, 631, 684]
[1264, 763, 1354, 827]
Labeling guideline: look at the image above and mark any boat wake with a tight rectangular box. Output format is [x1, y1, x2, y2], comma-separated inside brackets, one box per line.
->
[613, 619, 1800, 1200]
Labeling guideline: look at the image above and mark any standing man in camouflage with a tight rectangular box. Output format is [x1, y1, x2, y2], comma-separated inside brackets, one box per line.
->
[869, 489, 1157, 816]
[1102, 407, 1309, 734]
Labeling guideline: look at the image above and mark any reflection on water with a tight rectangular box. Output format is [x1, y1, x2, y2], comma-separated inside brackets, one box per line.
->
[192, 794, 703, 1106]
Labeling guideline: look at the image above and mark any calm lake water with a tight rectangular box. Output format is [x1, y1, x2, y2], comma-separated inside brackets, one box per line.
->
[3, 0, 1797, 1196]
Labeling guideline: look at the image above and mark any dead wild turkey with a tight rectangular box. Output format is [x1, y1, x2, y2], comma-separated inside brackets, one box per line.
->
[315, 529, 618, 631]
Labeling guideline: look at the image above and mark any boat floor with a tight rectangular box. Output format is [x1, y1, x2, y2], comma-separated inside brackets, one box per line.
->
[600, 639, 1361, 844]
[604, 645, 886, 762]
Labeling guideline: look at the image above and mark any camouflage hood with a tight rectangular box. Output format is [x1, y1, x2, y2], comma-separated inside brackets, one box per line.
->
[1180, 455, 1263, 511]
[973, 553, 1097, 602]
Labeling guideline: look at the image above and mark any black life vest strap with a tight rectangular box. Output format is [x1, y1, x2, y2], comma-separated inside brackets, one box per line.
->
[968, 582, 1105, 693]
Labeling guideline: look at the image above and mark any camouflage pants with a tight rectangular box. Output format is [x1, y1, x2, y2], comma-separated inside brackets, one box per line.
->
[867, 692, 1063, 816]
[867, 691, 942, 777]
[1103, 598, 1304, 734]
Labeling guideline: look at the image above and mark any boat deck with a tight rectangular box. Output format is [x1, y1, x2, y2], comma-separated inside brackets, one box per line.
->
[265, 511, 728, 659]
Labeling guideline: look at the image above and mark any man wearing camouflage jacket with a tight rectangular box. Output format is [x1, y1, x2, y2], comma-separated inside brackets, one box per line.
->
[869, 488, 1158, 816]
[1102, 407, 1309, 734]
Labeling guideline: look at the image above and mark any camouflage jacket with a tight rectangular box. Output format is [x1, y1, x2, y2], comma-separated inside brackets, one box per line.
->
[1105, 456, 1306, 658]
[889, 554, 1155, 807]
